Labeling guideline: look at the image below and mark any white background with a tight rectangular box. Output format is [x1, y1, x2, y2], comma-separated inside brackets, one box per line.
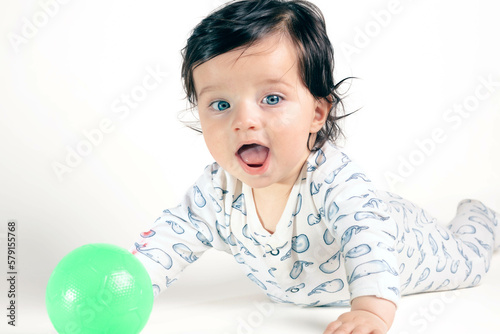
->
[0, 0, 499, 333]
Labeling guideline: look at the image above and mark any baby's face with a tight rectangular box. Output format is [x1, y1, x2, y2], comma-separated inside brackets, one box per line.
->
[193, 34, 329, 190]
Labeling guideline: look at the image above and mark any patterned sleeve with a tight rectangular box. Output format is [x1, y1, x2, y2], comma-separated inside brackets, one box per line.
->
[318, 157, 401, 306]
[130, 163, 225, 296]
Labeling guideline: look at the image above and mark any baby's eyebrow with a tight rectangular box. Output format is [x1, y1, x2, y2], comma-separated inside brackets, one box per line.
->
[253, 78, 298, 95]
[260, 78, 291, 86]
[198, 85, 220, 98]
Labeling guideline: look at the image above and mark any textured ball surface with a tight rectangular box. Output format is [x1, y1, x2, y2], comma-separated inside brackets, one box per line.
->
[46, 243, 153, 334]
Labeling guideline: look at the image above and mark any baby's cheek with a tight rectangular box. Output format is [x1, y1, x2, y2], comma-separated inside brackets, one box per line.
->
[269, 111, 297, 128]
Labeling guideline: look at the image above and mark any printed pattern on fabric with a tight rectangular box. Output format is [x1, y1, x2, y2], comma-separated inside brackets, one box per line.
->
[131, 141, 499, 306]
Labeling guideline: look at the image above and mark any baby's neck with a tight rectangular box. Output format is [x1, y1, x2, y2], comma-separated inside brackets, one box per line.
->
[252, 184, 293, 234]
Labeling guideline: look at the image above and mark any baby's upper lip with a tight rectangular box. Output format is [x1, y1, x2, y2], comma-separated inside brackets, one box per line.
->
[236, 140, 269, 153]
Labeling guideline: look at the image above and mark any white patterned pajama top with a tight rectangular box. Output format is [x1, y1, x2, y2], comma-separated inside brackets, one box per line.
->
[131, 141, 499, 307]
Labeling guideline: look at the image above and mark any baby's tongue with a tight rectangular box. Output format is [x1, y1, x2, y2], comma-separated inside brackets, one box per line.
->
[238, 144, 269, 167]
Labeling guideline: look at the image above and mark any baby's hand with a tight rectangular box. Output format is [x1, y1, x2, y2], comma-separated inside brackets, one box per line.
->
[323, 310, 388, 334]
[323, 296, 396, 334]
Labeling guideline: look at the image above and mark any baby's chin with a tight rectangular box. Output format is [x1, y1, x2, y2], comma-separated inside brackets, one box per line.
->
[226, 165, 276, 189]
[218, 153, 306, 190]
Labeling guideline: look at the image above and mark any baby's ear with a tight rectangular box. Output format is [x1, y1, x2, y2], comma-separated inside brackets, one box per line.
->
[310, 97, 331, 133]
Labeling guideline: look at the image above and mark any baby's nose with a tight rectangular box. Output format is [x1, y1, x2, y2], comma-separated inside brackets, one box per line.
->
[232, 103, 260, 131]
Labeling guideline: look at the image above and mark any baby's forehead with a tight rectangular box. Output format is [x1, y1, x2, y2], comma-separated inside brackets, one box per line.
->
[212, 32, 295, 61]
[193, 35, 301, 94]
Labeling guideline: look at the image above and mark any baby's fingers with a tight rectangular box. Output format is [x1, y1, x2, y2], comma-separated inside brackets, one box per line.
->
[352, 326, 385, 334]
[323, 320, 342, 333]
[324, 321, 385, 334]
[323, 320, 354, 334]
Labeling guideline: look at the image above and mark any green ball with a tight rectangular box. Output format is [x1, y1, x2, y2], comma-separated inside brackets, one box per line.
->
[46, 243, 154, 334]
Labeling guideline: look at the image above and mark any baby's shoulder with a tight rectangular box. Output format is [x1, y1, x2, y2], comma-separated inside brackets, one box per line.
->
[307, 143, 368, 183]
[304, 143, 378, 208]
[195, 161, 242, 201]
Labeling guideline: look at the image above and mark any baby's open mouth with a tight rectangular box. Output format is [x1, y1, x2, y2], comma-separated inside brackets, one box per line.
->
[237, 144, 269, 168]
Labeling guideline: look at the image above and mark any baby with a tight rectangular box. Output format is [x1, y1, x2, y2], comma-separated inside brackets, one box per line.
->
[131, 1, 499, 333]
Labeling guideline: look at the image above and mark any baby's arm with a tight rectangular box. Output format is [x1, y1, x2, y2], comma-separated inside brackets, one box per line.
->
[319, 188, 400, 333]
[323, 296, 396, 334]
[131, 164, 224, 295]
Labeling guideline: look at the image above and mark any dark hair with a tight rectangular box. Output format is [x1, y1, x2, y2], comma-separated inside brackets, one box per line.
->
[181, 0, 353, 149]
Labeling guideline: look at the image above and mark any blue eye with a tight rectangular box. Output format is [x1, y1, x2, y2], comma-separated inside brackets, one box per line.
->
[210, 100, 230, 111]
[262, 95, 281, 105]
